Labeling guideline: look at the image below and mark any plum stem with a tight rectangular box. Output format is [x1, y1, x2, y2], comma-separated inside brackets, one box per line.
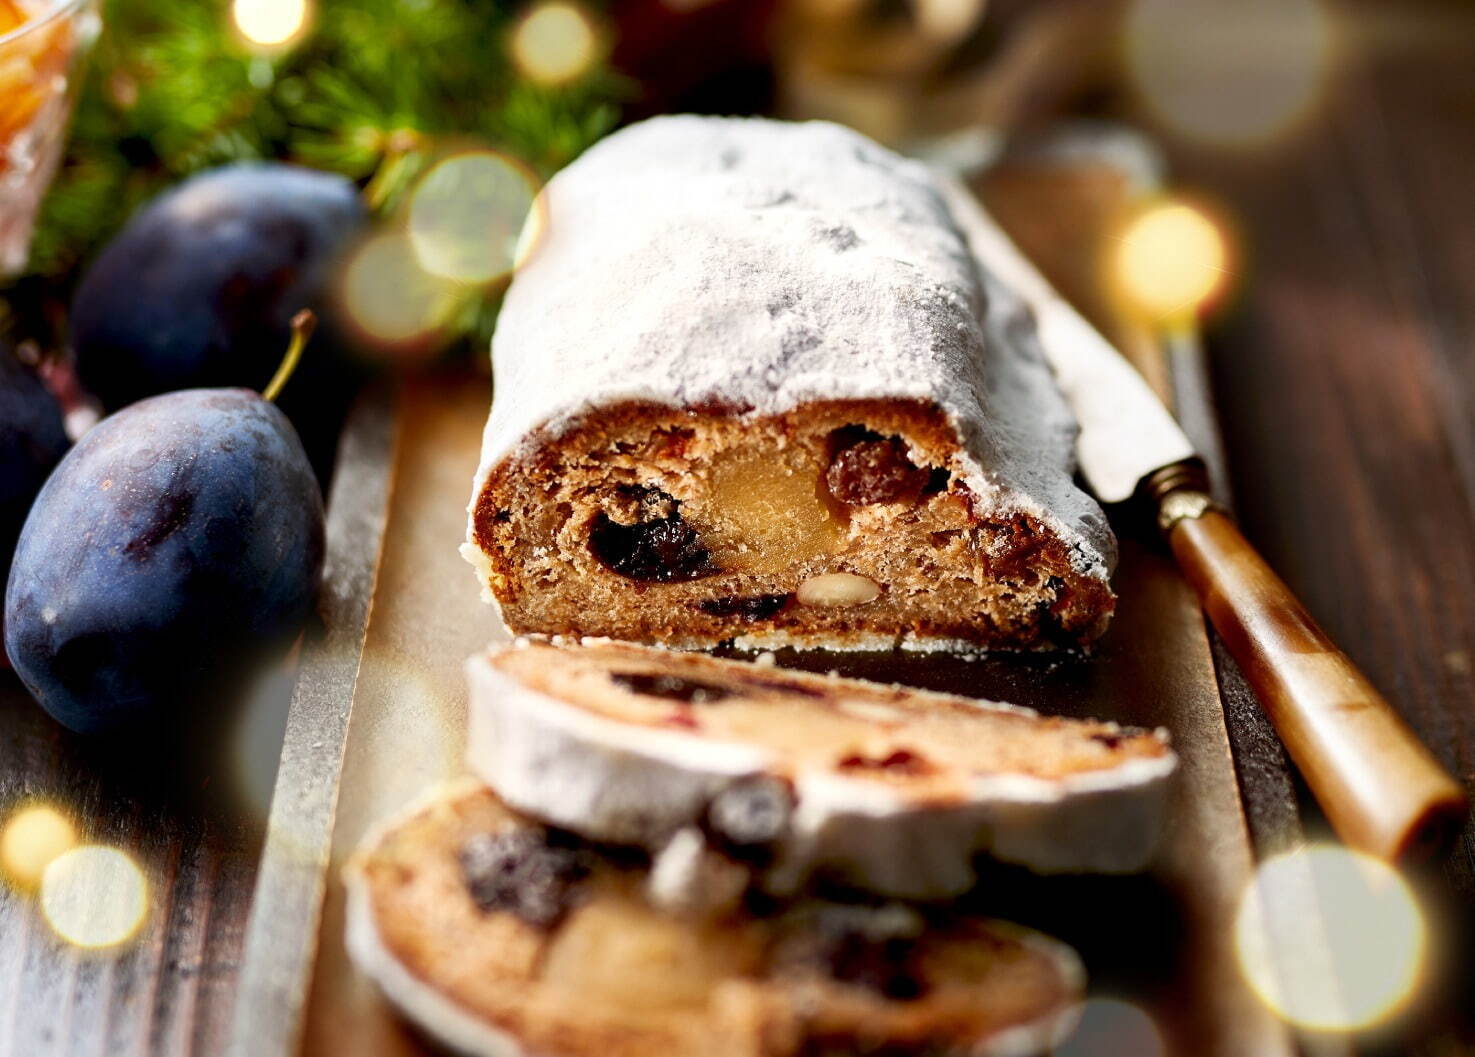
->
[263, 310, 316, 403]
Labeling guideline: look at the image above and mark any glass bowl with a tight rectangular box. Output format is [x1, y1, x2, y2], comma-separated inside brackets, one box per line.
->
[0, 0, 101, 275]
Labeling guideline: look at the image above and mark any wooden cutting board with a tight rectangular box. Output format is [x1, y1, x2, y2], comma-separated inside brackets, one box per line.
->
[229, 127, 1301, 1057]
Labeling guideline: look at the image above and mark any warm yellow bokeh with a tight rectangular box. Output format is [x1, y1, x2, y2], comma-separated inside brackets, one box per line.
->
[40, 845, 150, 950]
[232, 0, 309, 49]
[1109, 199, 1232, 325]
[509, 1, 600, 86]
[339, 228, 461, 352]
[408, 151, 543, 283]
[1235, 844, 1426, 1032]
[1, 803, 78, 889]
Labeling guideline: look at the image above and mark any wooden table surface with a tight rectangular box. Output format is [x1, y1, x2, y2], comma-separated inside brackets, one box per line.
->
[1162, 0, 1475, 872]
[3, 1, 1475, 1053]
[1144, 1, 1475, 1050]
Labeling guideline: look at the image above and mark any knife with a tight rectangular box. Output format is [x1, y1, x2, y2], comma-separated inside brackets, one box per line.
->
[936, 173, 1468, 862]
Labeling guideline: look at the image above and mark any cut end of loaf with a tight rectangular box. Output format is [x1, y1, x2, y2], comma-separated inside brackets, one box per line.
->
[468, 398, 1114, 652]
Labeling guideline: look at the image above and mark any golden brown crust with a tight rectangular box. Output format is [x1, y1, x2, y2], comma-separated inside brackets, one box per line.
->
[470, 399, 1113, 652]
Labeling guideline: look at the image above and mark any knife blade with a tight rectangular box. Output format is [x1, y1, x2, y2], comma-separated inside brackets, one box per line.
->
[936, 176, 1195, 502]
[935, 170, 1467, 863]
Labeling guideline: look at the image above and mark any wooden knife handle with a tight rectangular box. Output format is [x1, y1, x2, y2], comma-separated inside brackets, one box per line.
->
[1145, 463, 1468, 861]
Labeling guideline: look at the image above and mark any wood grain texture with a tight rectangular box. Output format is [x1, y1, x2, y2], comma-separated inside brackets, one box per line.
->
[0, 660, 272, 1057]
[6, 1, 1475, 1048]
[0, 389, 395, 1057]
[1132, 3, 1475, 1049]
[1153, 0, 1475, 867]
[300, 371, 503, 1057]
[225, 386, 398, 1057]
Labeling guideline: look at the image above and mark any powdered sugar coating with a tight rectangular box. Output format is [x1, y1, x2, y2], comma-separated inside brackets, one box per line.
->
[469, 116, 1113, 578]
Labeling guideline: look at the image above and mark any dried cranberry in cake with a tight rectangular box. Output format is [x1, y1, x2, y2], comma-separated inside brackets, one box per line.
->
[610, 671, 734, 704]
[733, 676, 827, 699]
[836, 749, 934, 776]
[588, 509, 718, 583]
[458, 829, 590, 928]
[824, 429, 931, 506]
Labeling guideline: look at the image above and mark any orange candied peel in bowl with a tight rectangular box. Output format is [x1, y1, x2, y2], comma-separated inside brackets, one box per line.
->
[0, 0, 77, 149]
[0, 0, 27, 32]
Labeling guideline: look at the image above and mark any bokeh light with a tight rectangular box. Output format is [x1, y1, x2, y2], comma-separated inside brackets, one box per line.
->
[231, 0, 310, 49]
[408, 151, 543, 283]
[1126, 0, 1335, 148]
[331, 650, 465, 856]
[339, 228, 461, 353]
[1108, 198, 1233, 324]
[1051, 997, 1165, 1057]
[229, 664, 297, 827]
[509, 1, 601, 86]
[40, 845, 149, 950]
[1, 803, 78, 890]
[1235, 844, 1425, 1031]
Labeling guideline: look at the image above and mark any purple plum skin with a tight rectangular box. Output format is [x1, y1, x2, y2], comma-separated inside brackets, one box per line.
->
[3, 389, 324, 733]
[70, 162, 365, 409]
[0, 352, 69, 591]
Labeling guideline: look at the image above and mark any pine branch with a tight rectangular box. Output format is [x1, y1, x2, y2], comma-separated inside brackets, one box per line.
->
[9, 0, 626, 352]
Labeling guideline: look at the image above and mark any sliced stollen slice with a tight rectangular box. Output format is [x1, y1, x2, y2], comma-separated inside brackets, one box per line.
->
[346, 781, 1086, 1057]
[465, 639, 1177, 899]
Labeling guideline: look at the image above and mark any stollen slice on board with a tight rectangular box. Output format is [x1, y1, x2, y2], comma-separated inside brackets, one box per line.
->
[345, 781, 1086, 1057]
[466, 639, 1177, 899]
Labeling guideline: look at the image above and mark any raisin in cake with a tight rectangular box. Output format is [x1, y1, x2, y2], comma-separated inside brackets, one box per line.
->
[346, 782, 1085, 1057]
[463, 116, 1115, 652]
[466, 640, 1175, 898]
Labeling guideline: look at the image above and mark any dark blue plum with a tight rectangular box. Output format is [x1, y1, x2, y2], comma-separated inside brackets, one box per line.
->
[70, 163, 366, 477]
[0, 351, 69, 596]
[3, 389, 324, 734]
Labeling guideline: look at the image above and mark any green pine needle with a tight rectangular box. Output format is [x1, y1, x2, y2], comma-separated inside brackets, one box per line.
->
[8, 0, 628, 354]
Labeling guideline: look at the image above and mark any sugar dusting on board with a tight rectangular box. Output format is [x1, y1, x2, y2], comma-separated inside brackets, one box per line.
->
[468, 116, 1114, 579]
